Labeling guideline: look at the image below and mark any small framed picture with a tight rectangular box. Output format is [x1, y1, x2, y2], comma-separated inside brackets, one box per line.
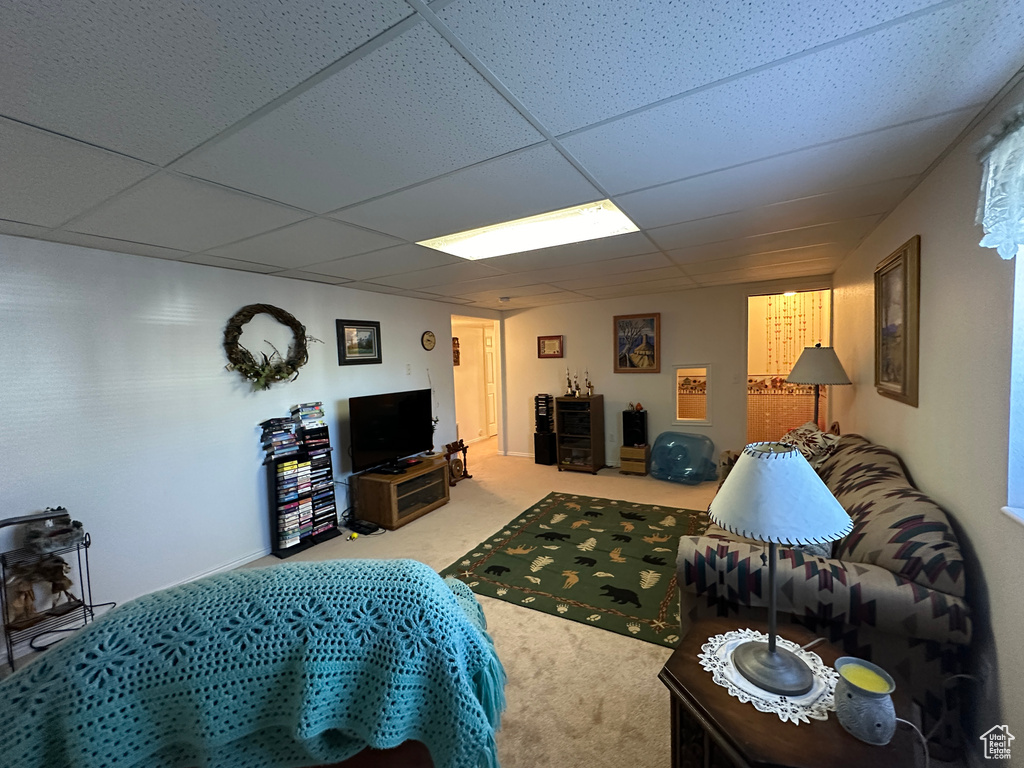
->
[538, 335, 564, 358]
[337, 319, 382, 365]
[614, 313, 660, 373]
[874, 236, 920, 406]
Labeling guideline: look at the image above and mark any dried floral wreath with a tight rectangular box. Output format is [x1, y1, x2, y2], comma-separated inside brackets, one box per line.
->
[223, 304, 321, 391]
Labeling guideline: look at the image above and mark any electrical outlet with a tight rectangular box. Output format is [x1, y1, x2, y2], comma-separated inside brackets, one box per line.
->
[406, 363, 411, 375]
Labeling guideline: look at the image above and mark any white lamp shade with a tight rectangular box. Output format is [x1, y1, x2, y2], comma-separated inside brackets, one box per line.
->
[709, 443, 852, 545]
[786, 345, 851, 385]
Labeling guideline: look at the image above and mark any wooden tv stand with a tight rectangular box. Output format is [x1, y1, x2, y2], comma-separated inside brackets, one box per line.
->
[354, 457, 450, 530]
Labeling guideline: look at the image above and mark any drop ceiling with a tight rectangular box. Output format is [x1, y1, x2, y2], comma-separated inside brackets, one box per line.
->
[2, 0, 1022, 310]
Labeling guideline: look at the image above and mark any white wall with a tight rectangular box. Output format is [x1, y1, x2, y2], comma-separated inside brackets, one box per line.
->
[502, 277, 828, 462]
[830, 80, 1024, 753]
[0, 235, 498, 629]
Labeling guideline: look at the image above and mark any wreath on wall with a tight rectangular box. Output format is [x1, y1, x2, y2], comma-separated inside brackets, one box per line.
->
[223, 304, 321, 391]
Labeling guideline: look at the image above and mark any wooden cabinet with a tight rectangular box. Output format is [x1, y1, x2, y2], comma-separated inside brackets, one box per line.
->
[619, 444, 650, 475]
[555, 395, 605, 473]
[355, 457, 450, 530]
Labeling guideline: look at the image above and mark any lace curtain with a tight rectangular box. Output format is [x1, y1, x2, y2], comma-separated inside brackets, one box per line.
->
[977, 107, 1024, 260]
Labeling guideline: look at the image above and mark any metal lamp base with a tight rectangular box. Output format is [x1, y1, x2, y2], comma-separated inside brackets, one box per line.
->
[732, 640, 814, 696]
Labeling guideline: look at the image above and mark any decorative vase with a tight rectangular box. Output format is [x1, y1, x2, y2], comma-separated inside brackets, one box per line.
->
[833, 657, 896, 745]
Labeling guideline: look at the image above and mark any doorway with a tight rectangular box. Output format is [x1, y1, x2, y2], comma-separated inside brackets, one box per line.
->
[746, 289, 832, 442]
[451, 315, 500, 446]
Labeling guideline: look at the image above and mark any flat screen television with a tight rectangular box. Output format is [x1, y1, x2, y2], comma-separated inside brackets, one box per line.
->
[349, 388, 433, 473]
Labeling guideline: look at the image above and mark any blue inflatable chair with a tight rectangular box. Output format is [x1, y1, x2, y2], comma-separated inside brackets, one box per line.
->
[649, 432, 717, 485]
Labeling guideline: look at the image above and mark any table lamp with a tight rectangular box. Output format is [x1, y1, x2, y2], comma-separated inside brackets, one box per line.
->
[786, 343, 851, 425]
[708, 442, 853, 695]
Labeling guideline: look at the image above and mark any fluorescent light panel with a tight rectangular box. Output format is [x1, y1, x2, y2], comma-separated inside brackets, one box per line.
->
[417, 199, 639, 260]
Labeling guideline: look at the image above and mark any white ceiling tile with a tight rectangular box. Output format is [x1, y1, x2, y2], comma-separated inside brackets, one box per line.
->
[553, 266, 686, 291]
[180, 254, 282, 273]
[427, 272, 555, 297]
[331, 144, 601, 241]
[485, 231, 659, 272]
[681, 244, 851, 275]
[174, 24, 543, 212]
[40, 231, 189, 261]
[207, 218, 402, 269]
[656, 215, 881, 257]
[342, 283, 455, 302]
[615, 111, 973, 228]
[439, 0, 945, 134]
[0, 0, 414, 164]
[562, 2, 1022, 193]
[523, 252, 675, 284]
[0, 118, 156, 227]
[271, 270, 353, 284]
[454, 284, 564, 302]
[577, 276, 698, 299]
[690, 257, 844, 286]
[0, 220, 50, 239]
[643, 179, 912, 250]
[304, 244, 462, 281]
[370, 260, 506, 289]
[68, 173, 307, 252]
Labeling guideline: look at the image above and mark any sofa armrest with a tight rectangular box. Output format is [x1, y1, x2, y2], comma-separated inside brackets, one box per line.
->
[677, 535, 971, 645]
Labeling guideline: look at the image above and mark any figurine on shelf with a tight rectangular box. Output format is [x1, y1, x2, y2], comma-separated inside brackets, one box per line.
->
[565, 367, 573, 396]
[585, 369, 594, 397]
[35, 555, 79, 610]
[5, 565, 39, 628]
[572, 370, 581, 397]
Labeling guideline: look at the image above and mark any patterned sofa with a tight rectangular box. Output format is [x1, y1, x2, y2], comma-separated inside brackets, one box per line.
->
[676, 434, 971, 758]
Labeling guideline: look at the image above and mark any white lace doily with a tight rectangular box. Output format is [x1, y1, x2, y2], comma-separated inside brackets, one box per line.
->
[698, 628, 839, 724]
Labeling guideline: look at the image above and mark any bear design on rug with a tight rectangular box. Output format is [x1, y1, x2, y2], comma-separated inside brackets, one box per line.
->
[599, 584, 641, 608]
[642, 555, 667, 566]
[574, 556, 597, 567]
[584, 511, 602, 517]
[484, 565, 510, 576]
[535, 531, 571, 542]
[619, 511, 646, 521]
[612, 534, 631, 542]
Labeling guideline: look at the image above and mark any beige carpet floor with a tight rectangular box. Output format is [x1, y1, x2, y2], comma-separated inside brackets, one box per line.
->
[249, 439, 718, 768]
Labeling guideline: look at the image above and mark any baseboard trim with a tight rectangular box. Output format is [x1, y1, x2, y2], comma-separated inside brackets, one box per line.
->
[505, 451, 532, 458]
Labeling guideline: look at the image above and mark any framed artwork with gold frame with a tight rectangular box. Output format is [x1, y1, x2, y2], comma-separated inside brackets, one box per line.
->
[874, 236, 919, 406]
[538, 335, 564, 358]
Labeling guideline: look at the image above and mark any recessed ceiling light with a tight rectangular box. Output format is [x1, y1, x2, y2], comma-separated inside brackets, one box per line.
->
[417, 199, 639, 260]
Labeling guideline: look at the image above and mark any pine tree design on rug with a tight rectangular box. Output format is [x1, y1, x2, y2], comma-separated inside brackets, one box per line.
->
[441, 492, 710, 646]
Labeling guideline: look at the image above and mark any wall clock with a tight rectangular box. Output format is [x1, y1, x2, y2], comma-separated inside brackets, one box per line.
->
[421, 331, 436, 350]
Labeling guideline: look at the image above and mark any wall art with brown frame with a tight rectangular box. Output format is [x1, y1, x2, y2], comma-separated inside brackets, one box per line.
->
[537, 335, 564, 359]
[874, 236, 920, 406]
[614, 313, 660, 373]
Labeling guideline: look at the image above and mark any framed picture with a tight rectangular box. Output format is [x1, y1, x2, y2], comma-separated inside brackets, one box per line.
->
[874, 236, 920, 406]
[538, 335, 564, 358]
[452, 337, 460, 366]
[614, 313, 660, 373]
[336, 319, 382, 365]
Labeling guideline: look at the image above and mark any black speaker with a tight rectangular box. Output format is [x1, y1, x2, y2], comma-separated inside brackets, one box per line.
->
[535, 394, 554, 433]
[623, 410, 647, 447]
[534, 432, 557, 465]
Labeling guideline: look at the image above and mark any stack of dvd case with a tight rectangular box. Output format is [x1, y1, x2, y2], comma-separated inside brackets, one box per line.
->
[259, 417, 299, 459]
[291, 402, 337, 539]
[261, 403, 340, 557]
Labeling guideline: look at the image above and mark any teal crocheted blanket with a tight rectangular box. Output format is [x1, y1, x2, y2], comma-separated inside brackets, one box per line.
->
[0, 559, 506, 768]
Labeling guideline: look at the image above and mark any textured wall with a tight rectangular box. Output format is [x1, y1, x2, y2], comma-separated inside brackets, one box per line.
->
[0, 235, 495, 640]
[830, 80, 1024, 758]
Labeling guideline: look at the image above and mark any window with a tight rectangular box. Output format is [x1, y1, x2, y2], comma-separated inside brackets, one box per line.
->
[977, 105, 1024, 524]
[675, 366, 710, 425]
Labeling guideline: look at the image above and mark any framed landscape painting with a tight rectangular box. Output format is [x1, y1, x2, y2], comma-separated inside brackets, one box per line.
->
[614, 313, 660, 373]
[874, 236, 919, 406]
[337, 319, 382, 365]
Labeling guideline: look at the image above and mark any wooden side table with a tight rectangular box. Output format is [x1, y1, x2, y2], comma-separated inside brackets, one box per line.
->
[658, 617, 916, 768]
[619, 444, 650, 475]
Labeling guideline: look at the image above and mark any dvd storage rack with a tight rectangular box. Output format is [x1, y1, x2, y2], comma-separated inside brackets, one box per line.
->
[261, 402, 342, 559]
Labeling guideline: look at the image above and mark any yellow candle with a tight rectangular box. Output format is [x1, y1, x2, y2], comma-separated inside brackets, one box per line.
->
[840, 663, 891, 693]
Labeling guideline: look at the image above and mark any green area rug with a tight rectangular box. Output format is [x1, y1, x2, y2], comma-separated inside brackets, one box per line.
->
[441, 492, 710, 647]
